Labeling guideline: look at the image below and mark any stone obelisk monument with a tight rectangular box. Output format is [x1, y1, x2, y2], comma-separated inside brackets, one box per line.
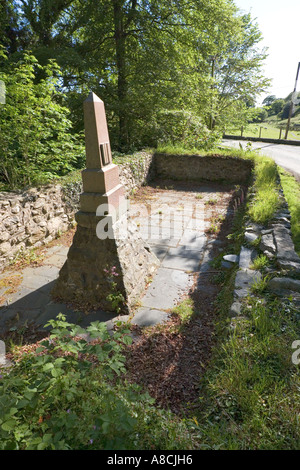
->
[53, 92, 159, 313]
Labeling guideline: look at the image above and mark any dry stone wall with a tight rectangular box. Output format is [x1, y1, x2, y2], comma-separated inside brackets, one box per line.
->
[0, 152, 154, 272]
[154, 153, 253, 184]
[226, 191, 300, 318]
[0, 185, 75, 270]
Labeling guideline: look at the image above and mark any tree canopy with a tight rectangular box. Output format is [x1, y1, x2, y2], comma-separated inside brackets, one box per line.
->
[0, 0, 270, 183]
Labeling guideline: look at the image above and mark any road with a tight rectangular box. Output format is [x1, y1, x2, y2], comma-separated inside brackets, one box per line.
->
[222, 139, 300, 181]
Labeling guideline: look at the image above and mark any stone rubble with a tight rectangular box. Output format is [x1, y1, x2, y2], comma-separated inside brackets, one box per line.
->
[227, 198, 300, 319]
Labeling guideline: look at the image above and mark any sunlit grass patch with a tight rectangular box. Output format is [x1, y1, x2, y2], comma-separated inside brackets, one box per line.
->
[278, 169, 300, 256]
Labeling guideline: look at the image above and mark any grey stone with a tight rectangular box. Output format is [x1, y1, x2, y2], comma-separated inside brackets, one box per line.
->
[245, 231, 259, 243]
[268, 277, 300, 293]
[223, 254, 239, 264]
[43, 254, 67, 268]
[162, 248, 202, 271]
[245, 223, 263, 233]
[131, 307, 169, 327]
[178, 232, 206, 251]
[141, 267, 191, 310]
[229, 301, 242, 317]
[21, 266, 60, 290]
[272, 224, 300, 267]
[260, 232, 276, 256]
[234, 269, 261, 298]
[4, 287, 51, 310]
[239, 246, 257, 270]
[148, 245, 169, 261]
[221, 261, 234, 269]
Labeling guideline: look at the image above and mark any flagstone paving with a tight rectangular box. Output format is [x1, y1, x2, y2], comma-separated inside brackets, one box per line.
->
[0, 182, 234, 335]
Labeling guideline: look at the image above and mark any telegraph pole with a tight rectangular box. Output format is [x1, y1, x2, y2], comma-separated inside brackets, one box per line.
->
[284, 61, 300, 140]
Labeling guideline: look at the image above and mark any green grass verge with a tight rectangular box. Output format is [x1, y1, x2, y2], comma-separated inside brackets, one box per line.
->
[247, 156, 281, 225]
[154, 145, 300, 448]
[231, 121, 300, 141]
[193, 295, 300, 450]
[278, 168, 300, 256]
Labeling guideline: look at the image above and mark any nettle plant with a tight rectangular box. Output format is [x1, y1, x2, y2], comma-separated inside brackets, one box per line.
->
[0, 314, 153, 450]
[104, 265, 125, 314]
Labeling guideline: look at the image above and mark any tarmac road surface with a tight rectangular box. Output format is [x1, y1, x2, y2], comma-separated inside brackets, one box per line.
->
[222, 139, 300, 181]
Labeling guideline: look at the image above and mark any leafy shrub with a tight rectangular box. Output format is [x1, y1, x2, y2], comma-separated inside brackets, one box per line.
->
[154, 109, 221, 150]
[0, 50, 84, 189]
[0, 315, 193, 450]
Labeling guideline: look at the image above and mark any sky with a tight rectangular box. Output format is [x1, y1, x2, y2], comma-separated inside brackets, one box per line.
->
[233, 0, 300, 105]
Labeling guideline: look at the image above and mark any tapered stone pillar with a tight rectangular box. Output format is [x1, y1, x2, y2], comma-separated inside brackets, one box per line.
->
[53, 92, 159, 313]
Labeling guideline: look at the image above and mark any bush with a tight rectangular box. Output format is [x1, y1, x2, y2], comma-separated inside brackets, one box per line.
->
[0, 315, 193, 450]
[0, 51, 84, 189]
[153, 109, 221, 151]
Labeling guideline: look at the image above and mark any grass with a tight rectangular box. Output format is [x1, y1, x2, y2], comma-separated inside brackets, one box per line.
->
[278, 168, 300, 256]
[247, 156, 281, 225]
[193, 295, 300, 449]
[172, 298, 195, 326]
[230, 121, 300, 141]
[250, 254, 270, 271]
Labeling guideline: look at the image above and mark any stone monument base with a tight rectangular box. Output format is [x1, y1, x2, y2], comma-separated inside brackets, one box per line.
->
[52, 212, 159, 314]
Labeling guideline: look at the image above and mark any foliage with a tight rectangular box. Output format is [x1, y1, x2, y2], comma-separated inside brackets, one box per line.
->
[154, 109, 221, 151]
[213, 13, 270, 132]
[278, 168, 300, 256]
[250, 254, 270, 271]
[248, 107, 268, 123]
[269, 99, 284, 116]
[248, 156, 280, 224]
[0, 314, 194, 450]
[0, 51, 84, 189]
[262, 95, 276, 107]
[194, 295, 300, 449]
[104, 266, 125, 314]
[1, 1, 270, 152]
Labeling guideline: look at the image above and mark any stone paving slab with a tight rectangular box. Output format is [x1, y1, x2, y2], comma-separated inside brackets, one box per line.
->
[234, 269, 261, 299]
[141, 267, 192, 310]
[131, 307, 170, 327]
[148, 245, 169, 261]
[3, 286, 51, 309]
[161, 248, 202, 271]
[43, 253, 67, 268]
[20, 266, 60, 290]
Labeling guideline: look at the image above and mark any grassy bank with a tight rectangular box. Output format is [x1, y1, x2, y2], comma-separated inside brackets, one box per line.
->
[193, 294, 300, 449]
[229, 121, 300, 141]
[278, 168, 300, 256]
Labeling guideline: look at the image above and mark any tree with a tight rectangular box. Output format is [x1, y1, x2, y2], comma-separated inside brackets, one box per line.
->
[0, 1, 271, 152]
[270, 99, 284, 116]
[0, 51, 83, 188]
[262, 95, 276, 107]
[210, 13, 270, 131]
[248, 107, 268, 123]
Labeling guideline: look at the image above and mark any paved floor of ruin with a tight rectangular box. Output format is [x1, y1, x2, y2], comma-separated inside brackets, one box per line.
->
[0, 181, 235, 335]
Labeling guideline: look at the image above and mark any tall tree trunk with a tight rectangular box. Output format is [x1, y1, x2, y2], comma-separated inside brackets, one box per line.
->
[113, 0, 128, 151]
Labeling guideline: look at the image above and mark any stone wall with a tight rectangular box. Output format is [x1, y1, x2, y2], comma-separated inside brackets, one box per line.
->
[0, 152, 154, 271]
[117, 151, 155, 196]
[153, 153, 254, 184]
[0, 151, 253, 272]
[0, 185, 75, 270]
[227, 192, 300, 319]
